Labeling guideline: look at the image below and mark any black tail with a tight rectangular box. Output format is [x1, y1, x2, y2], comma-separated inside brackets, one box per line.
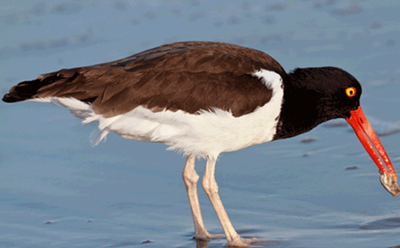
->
[2, 75, 62, 103]
[2, 67, 85, 104]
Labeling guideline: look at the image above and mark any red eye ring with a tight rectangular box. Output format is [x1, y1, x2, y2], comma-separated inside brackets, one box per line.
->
[345, 87, 356, 97]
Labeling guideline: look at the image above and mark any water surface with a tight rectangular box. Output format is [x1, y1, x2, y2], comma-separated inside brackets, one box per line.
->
[1, 1, 399, 247]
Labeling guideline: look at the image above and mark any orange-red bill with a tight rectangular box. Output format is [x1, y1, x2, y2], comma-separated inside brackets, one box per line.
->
[346, 106, 397, 181]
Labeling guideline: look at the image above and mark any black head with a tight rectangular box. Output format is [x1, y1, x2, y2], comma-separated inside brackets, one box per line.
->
[274, 68, 398, 195]
[274, 66, 362, 140]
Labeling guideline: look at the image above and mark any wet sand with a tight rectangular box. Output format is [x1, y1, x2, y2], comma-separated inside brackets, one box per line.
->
[1, 1, 400, 247]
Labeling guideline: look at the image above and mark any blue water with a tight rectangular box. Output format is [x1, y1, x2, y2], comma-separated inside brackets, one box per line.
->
[1, 1, 400, 247]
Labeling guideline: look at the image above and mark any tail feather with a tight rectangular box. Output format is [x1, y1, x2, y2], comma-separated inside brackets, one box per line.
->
[2, 75, 60, 103]
[2, 69, 98, 104]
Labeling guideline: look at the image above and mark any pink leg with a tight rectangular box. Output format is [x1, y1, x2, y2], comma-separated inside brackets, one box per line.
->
[201, 158, 252, 246]
[182, 156, 223, 240]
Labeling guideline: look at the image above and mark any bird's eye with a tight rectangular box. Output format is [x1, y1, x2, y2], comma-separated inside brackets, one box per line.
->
[345, 87, 356, 97]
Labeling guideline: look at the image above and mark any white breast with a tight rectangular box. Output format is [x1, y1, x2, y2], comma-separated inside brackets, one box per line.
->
[30, 69, 284, 161]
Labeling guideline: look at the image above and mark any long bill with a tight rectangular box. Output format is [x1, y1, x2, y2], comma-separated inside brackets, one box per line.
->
[346, 106, 397, 181]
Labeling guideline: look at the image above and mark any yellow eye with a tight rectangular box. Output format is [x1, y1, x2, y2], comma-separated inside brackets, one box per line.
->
[345, 87, 356, 97]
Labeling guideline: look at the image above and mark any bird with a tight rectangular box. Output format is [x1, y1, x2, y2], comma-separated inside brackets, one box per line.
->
[2, 41, 398, 247]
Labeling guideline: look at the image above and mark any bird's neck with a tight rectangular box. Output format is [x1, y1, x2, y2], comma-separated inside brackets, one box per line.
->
[273, 71, 334, 140]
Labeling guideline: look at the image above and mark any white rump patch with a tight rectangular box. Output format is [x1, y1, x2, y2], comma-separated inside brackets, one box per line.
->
[29, 97, 93, 119]
[29, 69, 284, 160]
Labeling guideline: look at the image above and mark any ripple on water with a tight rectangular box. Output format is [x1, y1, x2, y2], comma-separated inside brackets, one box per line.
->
[182, 229, 290, 248]
[360, 217, 400, 230]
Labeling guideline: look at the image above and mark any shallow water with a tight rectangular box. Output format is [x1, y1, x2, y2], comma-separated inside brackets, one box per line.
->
[1, 1, 400, 247]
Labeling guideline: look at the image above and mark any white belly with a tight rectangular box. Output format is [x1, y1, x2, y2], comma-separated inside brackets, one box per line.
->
[29, 69, 284, 160]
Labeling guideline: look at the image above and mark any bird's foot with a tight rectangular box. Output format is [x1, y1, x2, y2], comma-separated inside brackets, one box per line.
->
[194, 233, 224, 240]
[226, 237, 272, 247]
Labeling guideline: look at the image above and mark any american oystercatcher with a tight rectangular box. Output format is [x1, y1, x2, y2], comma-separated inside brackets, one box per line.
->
[3, 41, 398, 246]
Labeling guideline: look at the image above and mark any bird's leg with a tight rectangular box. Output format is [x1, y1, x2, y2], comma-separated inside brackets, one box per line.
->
[182, 156, 222, 240]
[202, 159, 252, 247]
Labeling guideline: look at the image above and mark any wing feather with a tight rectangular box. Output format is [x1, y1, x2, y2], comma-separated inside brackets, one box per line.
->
[3, 41, 287, 117]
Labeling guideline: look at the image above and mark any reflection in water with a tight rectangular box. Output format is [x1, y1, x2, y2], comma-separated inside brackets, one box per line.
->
[195, 239, 209, 248]
[187, 229, 280, 248]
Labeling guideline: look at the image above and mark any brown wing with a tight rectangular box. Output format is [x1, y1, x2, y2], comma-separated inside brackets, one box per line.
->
[3, 41, 287, 117]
